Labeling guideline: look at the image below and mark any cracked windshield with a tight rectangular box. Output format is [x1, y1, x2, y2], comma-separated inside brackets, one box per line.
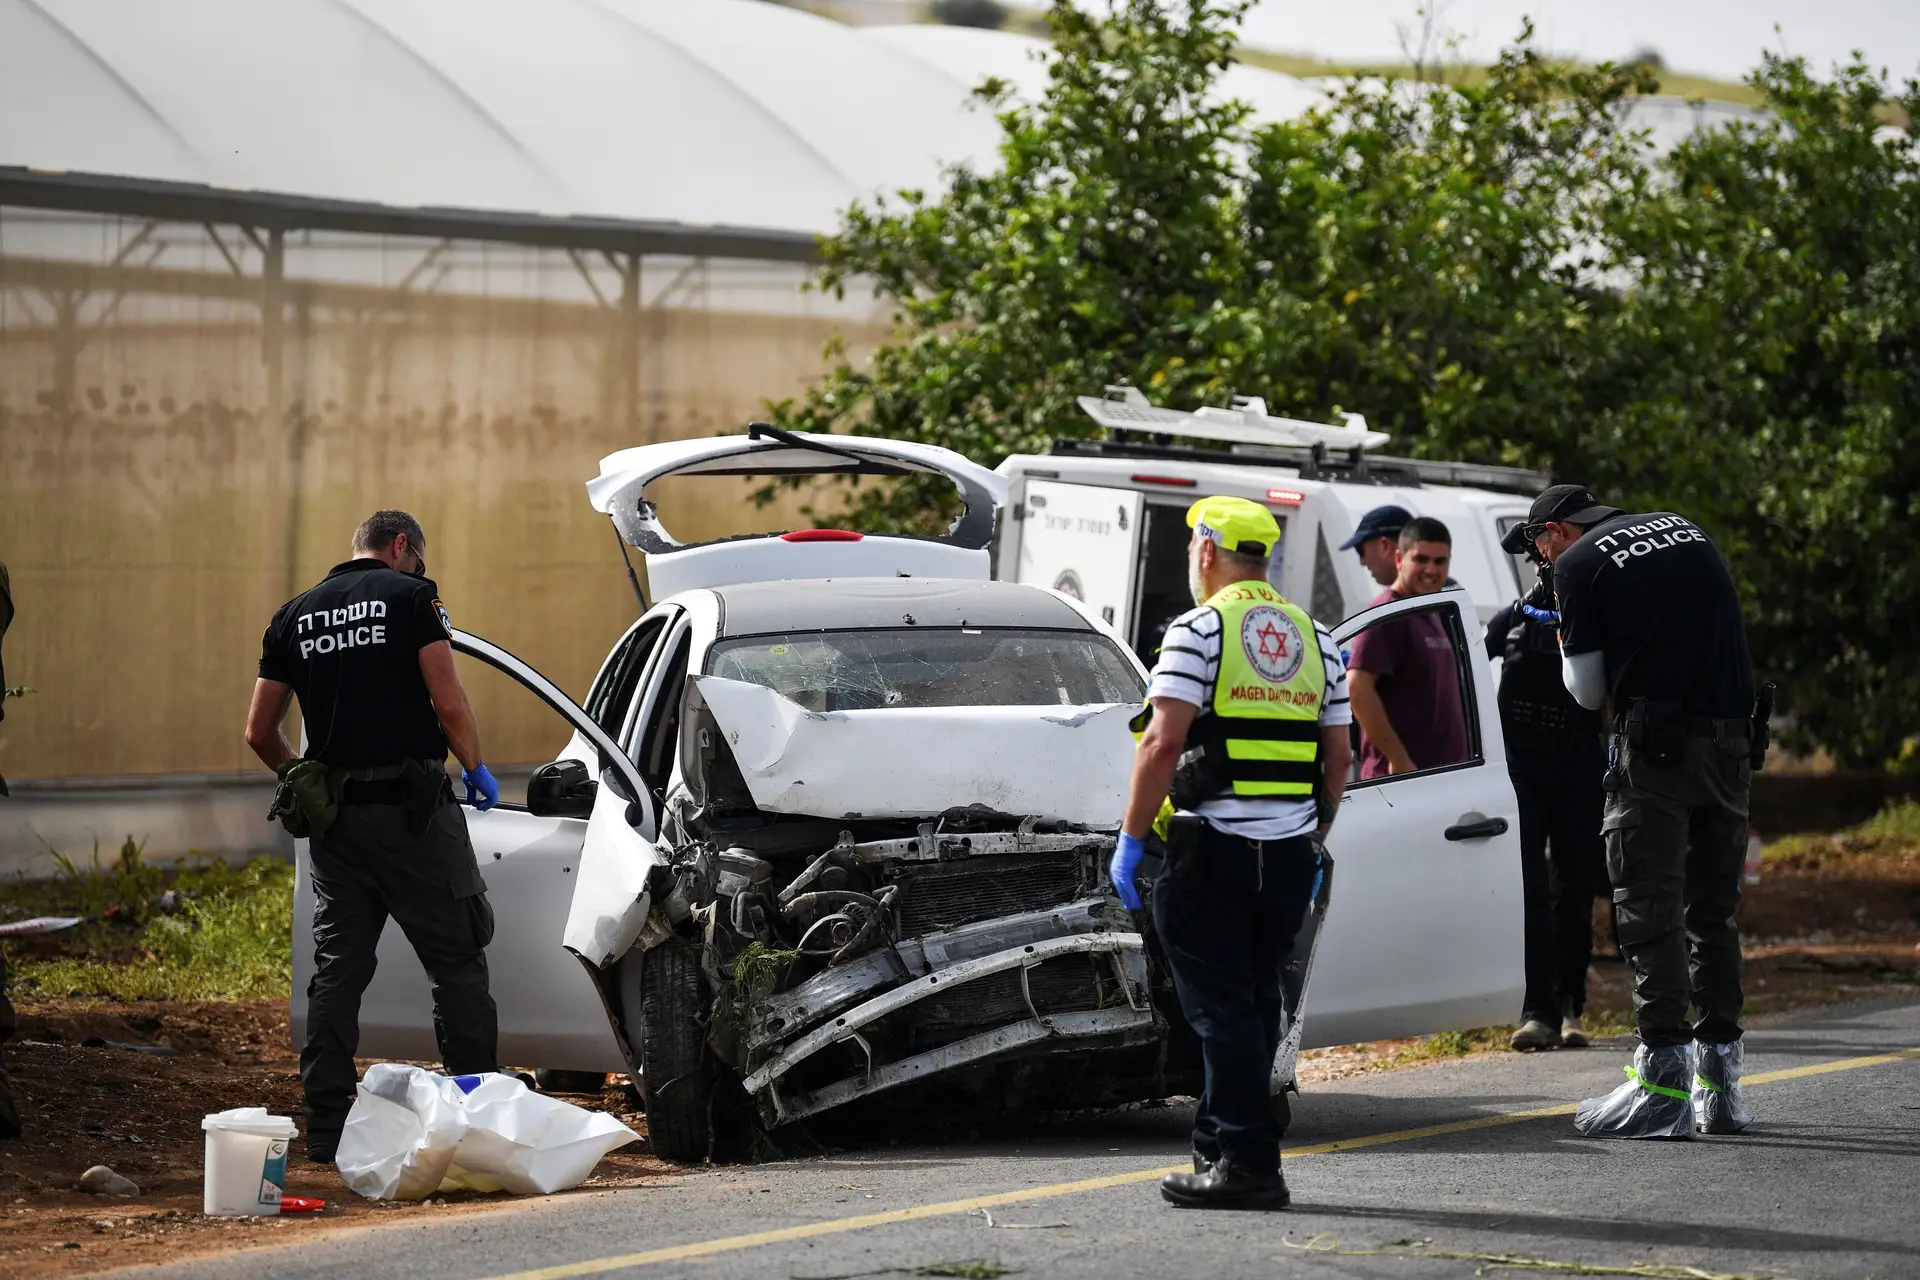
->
[708, 627, 1144, 711]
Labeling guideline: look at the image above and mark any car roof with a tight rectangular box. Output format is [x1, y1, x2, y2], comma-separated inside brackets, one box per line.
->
[712, 577, 1091, 638]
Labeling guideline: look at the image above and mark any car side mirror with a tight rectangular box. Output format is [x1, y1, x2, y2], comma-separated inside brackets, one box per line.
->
[527, 759, 596, 819]
[596, 767, 649, 831]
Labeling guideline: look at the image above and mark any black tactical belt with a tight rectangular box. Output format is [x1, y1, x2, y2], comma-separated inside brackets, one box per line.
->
[340, 777, 410, 805]
[1610, 713, 1749, 738]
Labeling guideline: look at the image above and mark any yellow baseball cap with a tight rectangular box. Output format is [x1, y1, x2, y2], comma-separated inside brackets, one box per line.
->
[1187, 495, 1281, 558]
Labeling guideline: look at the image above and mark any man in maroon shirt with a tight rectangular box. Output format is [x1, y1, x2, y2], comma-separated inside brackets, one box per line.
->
[1347, 517, 1468, 778]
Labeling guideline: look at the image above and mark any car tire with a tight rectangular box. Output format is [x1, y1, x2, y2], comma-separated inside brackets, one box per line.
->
[626, 941, 713, 1165]
[534, 1068, 609, 1094]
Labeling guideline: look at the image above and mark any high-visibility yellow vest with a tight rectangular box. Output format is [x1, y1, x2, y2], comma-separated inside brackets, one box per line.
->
[1202, 581, 1326, 797]
[1135, 581, 1327, 819]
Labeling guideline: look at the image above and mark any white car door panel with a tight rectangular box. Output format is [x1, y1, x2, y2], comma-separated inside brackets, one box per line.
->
[292, 809, 627, 1072]
[1300, 592, 1523, 1048]
[290, 630, 650, 1074]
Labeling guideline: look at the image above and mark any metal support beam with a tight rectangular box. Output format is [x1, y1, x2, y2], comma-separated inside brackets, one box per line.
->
[566, 248, 613, 310]
[394, 239, 452, 294]
[648, 257, 703, 311]
[598, 251, 640, 431]
[84, 241, 167, 335]
[258, 228, 302, 597]
[52, 290, 80, 415]
[204, 222, 245, 278]
[2, 165, 820, 263]
[106, 222, 157, 269]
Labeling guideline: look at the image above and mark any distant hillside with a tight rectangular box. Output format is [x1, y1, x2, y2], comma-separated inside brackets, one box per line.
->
[790, 0, 1767, 109]
[1233, 47, 1763, 108]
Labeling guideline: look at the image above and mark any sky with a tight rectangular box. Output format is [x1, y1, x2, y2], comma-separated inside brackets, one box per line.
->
[1234, 0, 1920, 80]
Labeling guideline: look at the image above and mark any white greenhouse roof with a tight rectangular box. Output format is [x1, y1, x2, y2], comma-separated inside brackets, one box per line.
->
[0, 1, 1765, 244]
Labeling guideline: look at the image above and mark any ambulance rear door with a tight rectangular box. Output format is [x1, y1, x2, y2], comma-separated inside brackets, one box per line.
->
[1011, 480, 1144, 637]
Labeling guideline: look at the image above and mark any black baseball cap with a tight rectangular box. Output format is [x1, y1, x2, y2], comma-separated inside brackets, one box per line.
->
[1339, 504, 1414, 551]
[1527, 484, 1621, 528]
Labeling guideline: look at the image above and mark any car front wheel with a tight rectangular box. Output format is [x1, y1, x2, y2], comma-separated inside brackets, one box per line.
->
[620, 940, 713, 1164]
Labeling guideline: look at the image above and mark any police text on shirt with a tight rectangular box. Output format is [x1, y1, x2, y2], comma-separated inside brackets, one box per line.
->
[1593, 516, 1706, 569]
[294, 601, 390, 658]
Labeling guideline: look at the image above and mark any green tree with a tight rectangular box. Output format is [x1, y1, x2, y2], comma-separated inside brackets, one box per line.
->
[1604, 57, 1920, 765]
[773, 0, 1919, 765]
[1227, 36, 1656, 472]
[769, 0, 1254, 531]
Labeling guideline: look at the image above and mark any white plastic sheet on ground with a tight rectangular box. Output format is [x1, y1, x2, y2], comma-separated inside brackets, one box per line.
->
[336, 1065, 639, 1201]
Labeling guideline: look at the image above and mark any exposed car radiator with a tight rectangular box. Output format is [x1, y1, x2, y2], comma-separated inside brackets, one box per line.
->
[908, 954, 1121, 1044]
[890, 852, 1089, 937]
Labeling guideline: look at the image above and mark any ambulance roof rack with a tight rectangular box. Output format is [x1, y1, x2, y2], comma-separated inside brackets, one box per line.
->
[1061, 387, 1548, 495]
[1077, 385, 1393, 453]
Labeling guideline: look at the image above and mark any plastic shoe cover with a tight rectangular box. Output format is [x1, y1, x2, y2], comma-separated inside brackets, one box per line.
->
[1573, 1043, 1695, 1139]
[1692, 1040, 1752, 1134]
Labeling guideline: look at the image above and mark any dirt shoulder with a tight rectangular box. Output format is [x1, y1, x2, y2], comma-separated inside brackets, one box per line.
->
[0, 999, 681, 1278]
[0, 821, 1914, 1277]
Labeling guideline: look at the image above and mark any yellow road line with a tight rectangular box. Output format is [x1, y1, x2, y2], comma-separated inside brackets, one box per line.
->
[1743, 1045, 1920, 1085]
[480, 1043, 1919, 1280]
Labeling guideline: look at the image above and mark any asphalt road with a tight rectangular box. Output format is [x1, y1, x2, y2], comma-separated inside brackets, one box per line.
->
[119, 999, 1920, 1280]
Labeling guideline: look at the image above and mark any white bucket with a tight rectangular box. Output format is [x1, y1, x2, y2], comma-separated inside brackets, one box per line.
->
[202, 1108, 299, 1217]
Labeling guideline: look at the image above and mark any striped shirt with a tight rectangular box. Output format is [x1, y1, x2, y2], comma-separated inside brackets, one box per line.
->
[1146, 601, 1351, 840]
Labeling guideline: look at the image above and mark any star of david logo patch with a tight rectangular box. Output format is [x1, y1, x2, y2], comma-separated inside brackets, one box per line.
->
[1241, 605, 1306, 684]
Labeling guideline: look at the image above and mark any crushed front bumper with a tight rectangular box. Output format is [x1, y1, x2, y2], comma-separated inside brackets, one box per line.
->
[741, 899, 1154, 1125]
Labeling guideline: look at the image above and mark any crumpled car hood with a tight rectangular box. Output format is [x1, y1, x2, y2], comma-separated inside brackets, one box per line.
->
[691, 675, 1135, 825]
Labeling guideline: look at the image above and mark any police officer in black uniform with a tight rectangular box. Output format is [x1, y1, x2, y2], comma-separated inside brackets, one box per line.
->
[1528, 485, 1762, 1138]
[246, 510, 502, 1162]
[1486, 536, 1609, 1054]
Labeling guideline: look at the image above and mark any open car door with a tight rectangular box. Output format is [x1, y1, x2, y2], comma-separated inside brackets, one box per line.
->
[1010, 480, 1143, 637]
[290, 631, 656, 1075]
[586, 425, 1010, 597]
[1298, 591, 1523, 1047]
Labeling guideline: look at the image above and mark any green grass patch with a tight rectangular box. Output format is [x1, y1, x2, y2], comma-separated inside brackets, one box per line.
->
[1853, 799, 1920, 844]
[1382, 1009, 1633, 1068]
[3, 846, 294, 1002]
[1763, 798, 1920, 868]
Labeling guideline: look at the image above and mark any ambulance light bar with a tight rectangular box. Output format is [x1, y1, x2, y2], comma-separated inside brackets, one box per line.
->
[1077, 386, 1392, 453]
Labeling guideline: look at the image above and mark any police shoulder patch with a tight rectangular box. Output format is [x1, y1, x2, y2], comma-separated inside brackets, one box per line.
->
[433, 599, 452, 637]
[1241, 605, 1305, 684]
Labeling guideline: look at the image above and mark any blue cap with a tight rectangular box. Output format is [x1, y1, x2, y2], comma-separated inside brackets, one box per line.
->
[1338, 504, 1413, 551]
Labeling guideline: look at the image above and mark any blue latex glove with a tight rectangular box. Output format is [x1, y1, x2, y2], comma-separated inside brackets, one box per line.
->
[1109, 831, 1146, 911]
[1519, 603, 1561, 625]
[463, 763, 500, 812]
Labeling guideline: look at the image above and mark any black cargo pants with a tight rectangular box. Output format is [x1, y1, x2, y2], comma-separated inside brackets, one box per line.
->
[1512, 754, 1608, 1022]
[1603, 728, 1751, 1049]
[1152, 824, 1318, 1176]
[301, 796, 498, 1143]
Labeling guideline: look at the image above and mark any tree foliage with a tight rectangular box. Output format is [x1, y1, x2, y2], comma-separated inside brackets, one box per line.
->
[770, 0, 1920, 767]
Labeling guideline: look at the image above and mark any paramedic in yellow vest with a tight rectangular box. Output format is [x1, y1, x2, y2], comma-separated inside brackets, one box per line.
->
[1111, 496, 1352, 1211]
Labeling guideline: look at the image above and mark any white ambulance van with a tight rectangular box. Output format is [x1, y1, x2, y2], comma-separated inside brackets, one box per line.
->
[994, 387, 1548, 657]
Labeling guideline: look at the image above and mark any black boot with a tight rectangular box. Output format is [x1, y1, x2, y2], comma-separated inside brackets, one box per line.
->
[1192, 1146, 1217, 1174]
[304, 1129, 339, 1164]
[1160, 1157, 1290, 1209]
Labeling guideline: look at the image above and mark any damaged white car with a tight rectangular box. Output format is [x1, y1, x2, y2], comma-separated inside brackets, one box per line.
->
[292, 427, 1523, 1164]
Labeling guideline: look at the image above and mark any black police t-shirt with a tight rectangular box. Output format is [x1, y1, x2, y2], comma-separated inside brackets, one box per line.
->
[1554, 512, 1753, 719]
[259, 559, 452, 768]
